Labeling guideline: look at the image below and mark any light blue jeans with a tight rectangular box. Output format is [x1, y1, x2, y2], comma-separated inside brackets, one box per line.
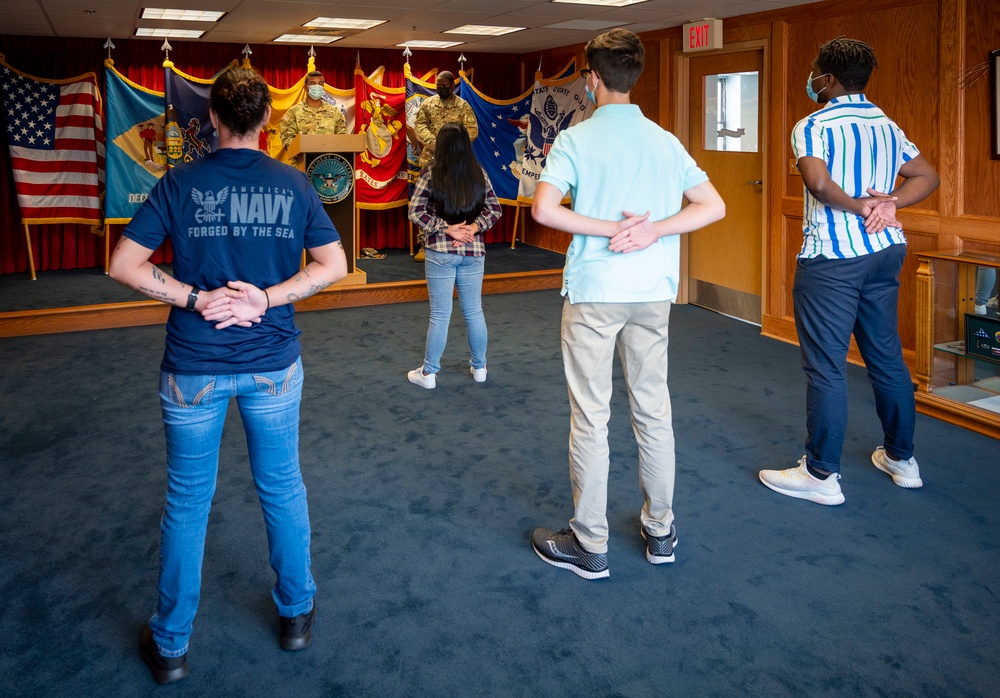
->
[421, 248, 487, 375]
[976, 267, 997, 306]
[149, 357, 315, 656]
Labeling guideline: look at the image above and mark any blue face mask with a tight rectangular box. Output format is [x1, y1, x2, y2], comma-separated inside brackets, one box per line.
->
[585, 86, 596, 105]
[806, 71, 830, 103]
[307, 85, 325, 100]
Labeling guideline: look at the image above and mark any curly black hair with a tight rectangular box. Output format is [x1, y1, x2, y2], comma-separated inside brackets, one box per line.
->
[816, 36, 879, 91]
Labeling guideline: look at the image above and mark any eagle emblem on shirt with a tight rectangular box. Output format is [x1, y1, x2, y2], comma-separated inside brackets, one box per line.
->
[191, 187, 229, 223]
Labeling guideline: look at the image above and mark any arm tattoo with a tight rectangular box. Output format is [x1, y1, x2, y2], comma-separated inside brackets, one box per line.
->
[151, 266, 166, 285]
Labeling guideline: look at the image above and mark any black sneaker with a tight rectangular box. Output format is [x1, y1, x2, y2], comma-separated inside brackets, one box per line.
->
[641, 524, 677, 564]
[139, 626, 190, 685]
[531, 527, 609, 580]
[279, 603, 315, 651]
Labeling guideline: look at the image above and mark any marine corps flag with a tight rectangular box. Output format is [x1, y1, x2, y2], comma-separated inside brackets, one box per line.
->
[104, 59, 167, 223]
[353, 63, 407, 209]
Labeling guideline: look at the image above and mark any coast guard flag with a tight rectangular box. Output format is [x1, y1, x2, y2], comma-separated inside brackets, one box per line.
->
[104, 59, 167, 224]
[517, 72, 593, 201]
[163, 61, 234, 166]
[0, 55, 104, 226]
[354, 63, 407, 208]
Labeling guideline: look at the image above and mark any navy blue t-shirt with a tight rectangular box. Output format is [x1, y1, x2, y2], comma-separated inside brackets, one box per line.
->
[124, 148, 340, 374]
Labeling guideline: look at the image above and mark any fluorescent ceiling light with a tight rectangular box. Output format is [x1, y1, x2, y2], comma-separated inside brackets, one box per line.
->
[305, 17, 386, 30]
[134, 28, 205, 38]
[274, 34, 341, 44]
[397, 40, 464, 49]
[445, 25, 524, 36]
[553, 0, 649, 6]
[140, 8, 225, 22]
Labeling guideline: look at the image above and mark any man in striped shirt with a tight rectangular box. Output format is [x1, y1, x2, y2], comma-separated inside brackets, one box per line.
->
[759, 37, 939, 506]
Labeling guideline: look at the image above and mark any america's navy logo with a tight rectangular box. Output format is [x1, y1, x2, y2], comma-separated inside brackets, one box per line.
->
[191, 186, 229, 223]
[307, 153, 354, 204]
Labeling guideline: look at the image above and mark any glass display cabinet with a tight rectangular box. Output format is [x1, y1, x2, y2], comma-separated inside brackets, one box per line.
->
[915, 249, 1000, 438]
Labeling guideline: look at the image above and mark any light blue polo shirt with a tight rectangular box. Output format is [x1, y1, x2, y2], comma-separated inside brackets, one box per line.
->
[539, 103, 708, 303]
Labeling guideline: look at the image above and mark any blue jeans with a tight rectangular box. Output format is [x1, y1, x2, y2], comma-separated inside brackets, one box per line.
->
[976, 267, 997, 306]
[793, 245, 915, 474]
[149, 357, 315, 656]
[421, 249, 487, 375]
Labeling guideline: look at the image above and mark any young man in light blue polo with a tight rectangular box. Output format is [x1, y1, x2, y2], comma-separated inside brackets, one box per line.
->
[530, 29, 725, 580]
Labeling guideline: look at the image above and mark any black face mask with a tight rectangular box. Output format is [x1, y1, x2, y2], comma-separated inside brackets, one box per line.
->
[437, 86, 452, 100]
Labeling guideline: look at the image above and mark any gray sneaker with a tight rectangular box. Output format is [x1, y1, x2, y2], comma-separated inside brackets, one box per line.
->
[640, 524, 676, 564]
[871, 447, 922, 488]
[531, 527, 609, 580]
[759, 456, 845, 505]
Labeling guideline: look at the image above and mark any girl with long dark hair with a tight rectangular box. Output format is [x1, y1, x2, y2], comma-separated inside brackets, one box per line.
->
[407, 122, 502, 388]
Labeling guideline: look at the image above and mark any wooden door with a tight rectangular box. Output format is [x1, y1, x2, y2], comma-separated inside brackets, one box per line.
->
[686, 49, 764, 323]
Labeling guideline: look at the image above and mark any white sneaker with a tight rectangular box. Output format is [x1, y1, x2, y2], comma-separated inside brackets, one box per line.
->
[974, 304, 987, 315]
[871, 447, 922, 488]
[759, 456, 845, 505]
[407, 367, 436, 389]
[470, 366, 487, 383]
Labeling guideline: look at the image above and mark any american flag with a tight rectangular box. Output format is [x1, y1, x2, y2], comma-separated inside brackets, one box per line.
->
[0, 59, 104, 226]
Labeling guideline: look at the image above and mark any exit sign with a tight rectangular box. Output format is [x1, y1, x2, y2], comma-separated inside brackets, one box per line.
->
[683, 19, 723, 52]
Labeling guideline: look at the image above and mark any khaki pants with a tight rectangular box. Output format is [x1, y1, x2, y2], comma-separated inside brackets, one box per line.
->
[561, 299, 676, 553]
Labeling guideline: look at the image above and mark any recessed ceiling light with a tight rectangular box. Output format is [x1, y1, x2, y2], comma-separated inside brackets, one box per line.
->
[274, 34, 341, 44]
[445, 25, 525, 36]
[552, 0, 649, 6]
[134, 27, 205, 38]
[397, 40, 464, 49]
[140, 8, 225, 22]
[305, 17, 386, 30]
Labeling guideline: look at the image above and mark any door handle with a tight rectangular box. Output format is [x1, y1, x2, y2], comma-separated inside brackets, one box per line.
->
[747, 180, 763, 185]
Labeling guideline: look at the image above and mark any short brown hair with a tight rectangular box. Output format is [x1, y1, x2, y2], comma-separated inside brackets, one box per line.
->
[585, 29, 644, 94]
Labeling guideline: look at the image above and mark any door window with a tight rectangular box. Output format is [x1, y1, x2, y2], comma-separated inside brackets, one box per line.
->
[703, 72, 759, 152]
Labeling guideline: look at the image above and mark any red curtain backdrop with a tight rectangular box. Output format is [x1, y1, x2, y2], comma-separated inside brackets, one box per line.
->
[0, 36, 526, 274]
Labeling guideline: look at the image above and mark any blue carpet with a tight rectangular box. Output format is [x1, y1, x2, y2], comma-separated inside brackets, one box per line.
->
[1, 290, 997, 696]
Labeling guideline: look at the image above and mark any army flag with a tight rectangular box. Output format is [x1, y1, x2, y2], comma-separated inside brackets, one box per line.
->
[103, 59, 167, 224]
[0, 54, 104, 226]
[517, 72, 593, 201]
[354, 64, 407, 209]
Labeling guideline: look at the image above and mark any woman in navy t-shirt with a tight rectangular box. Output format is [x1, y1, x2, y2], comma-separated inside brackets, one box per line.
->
[109, 67, 346, 685]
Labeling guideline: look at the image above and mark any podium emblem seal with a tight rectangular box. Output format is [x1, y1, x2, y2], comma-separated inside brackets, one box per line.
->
[307, 153, 354, 204]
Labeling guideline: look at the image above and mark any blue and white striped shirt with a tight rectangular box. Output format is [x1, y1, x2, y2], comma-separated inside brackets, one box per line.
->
[791, 94, 920, 259]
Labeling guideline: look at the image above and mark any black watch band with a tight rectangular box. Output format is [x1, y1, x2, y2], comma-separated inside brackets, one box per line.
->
[186, 289, 200, 311]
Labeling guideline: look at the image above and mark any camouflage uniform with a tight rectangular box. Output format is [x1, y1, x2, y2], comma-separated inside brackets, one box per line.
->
[413, 94, 478, 167]
[279, 100, 347, 150]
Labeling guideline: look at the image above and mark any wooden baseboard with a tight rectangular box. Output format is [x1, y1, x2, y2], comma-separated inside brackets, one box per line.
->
[0, 269, 563, 339]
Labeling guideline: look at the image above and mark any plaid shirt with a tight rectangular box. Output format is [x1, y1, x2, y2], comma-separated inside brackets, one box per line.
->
[408, 166, 502, 256]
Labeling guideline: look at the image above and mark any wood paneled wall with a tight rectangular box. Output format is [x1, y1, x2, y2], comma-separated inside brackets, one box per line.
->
[522, 0, 1000, 369]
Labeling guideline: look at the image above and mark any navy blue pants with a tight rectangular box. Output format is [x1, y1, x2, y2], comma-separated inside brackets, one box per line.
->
[792, 244, 915, 474]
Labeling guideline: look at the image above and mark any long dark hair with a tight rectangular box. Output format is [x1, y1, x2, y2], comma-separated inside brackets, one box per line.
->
[429, 123, 486, 225]
[210, 67, 271, 137]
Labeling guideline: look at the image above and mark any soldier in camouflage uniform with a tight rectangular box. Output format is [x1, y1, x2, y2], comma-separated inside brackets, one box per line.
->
[412, 71, 479, 257]
[279, 71, 347, 159]
[413, 71, 478, 167]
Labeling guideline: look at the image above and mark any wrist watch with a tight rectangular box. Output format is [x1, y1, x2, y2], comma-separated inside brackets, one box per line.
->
[186, 289, 200, 311]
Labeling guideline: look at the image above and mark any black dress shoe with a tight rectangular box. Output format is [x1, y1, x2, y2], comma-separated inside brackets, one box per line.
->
[279, 602, 315, 651]
[140, 626, 190, 684]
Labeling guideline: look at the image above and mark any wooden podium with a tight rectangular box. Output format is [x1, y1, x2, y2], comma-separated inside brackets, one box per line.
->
[287, 133, 366, 286]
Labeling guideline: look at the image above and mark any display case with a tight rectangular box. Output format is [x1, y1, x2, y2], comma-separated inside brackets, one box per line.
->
[915, 249, 1000, 438]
